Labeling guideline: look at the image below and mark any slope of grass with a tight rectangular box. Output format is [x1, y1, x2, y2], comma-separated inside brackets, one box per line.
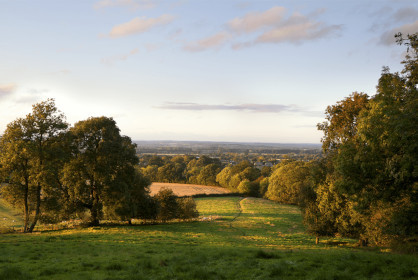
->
[0, 198, 23, 230]
[0, 197, 417, 279]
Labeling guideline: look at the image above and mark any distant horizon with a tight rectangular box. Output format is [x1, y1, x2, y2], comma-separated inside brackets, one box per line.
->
[133, 139, 322, 149]
[133, 139, 321, 145]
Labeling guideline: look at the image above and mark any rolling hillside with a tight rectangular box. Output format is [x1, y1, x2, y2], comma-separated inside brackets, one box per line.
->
[0, 196, 416, 279]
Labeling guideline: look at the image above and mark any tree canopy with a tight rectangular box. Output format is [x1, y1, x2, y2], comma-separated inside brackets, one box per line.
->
[0, 99, 68, 232]
[302, 33, 418, 247]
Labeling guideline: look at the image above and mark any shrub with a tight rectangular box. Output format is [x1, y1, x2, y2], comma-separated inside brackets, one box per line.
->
[154, 188, 179, 222]
[176, 197, 199, 220]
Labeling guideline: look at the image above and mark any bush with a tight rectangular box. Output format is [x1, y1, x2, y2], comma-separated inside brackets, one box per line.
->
[153, 188, 199, 222]
[176, 197, 199, 220]
[154, 188, 178, 222]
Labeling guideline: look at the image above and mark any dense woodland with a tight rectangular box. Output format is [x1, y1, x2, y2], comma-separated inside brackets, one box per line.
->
[0, 33, 416, 251]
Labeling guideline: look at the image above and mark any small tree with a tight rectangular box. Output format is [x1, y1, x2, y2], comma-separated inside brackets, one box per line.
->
[176, 197, 199, 221]
[154, 187, 179, 222]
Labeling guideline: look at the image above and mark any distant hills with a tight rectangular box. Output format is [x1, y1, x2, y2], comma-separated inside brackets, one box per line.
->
[134, 140, 321, 155]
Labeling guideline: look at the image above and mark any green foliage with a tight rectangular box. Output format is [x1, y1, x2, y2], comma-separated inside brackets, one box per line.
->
[153, 187, 199, 222]
[265, 161, 312, 205]
[154, 187, 179, 222]
[317, 92, 369, 154]
[216, 161, 262, 196]
[237, 179, 251, 194]
[141, 165, 158, 182]
[261, 166, 272, 177]
[157, 162, 186, 183]
[216, 166, 233, 189]
[148, 155, 164, 167]
[305, 33, 418, 247]
[140, 155, 222, 186]
[0, 99, 68, 232]
[176, 197, 199, 220]
[62, 117, 142, 226]
[103, 166, 151, 223]
[196, 163, 221, 186]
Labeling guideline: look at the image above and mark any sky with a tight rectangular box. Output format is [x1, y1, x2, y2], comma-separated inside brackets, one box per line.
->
[0, 0, 417, 143]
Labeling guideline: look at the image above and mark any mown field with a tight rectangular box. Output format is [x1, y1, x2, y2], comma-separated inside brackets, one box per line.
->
[149, 182, 231, 196]
[0, 197, 417, 280]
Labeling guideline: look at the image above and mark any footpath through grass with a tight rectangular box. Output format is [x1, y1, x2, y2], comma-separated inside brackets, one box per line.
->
[0, 197, 417, 279]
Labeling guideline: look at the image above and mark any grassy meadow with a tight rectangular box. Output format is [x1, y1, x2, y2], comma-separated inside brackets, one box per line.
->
[0, 199, 23, 231]
[0, 196, 417, 280]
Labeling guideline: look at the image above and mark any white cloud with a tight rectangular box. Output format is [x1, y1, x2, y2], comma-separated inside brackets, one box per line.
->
[157, 102, 321, 116]
[228, 6, 286, 33]
[256, 13, 342, 44]
[183, 6, 342, 52]
[183, 32, 231, 52]
[94, 0, 155, 10]
[380, 20, 418, 45]
[101, 48, 139, 65]
[108, 15, 175, 38]
[0, 83, 16, 98]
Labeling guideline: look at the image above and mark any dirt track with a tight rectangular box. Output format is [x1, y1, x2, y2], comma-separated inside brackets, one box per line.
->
[150, 182, 231, 197]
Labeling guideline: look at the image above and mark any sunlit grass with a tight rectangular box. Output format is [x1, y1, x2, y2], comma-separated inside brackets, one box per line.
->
[0, 196, 417, 279]
[0, 199, 23, 232]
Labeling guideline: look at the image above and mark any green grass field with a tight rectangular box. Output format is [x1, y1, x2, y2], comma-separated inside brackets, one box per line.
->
[0, 197, 417, 279]
[0, 199, 23, 231]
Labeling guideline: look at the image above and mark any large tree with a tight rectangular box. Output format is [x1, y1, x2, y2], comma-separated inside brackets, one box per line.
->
[305, 33, 418, 246]
[0, 99, 68, 232]
[62, 116, 142, 225]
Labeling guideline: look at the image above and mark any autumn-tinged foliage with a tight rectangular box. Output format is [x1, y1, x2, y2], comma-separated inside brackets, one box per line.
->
[0, 102, 198, 228]
[0, 99, 68, 232]
[302, 33, 418, 249]
[265, 160, 312, 205]
[154, 187, 198, 222]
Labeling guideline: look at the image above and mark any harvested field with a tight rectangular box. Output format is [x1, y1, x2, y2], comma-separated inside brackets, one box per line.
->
[150, 182, 231, 197]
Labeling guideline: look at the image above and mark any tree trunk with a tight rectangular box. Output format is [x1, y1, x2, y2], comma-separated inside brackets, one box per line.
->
[90, 190, 100, 226]
[315, 236, 320, 245]
[28, 139, 44, 233]
[28, 183, 42, 232]
[23, 179, 29, 233]
[359, 239, 368, 247]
